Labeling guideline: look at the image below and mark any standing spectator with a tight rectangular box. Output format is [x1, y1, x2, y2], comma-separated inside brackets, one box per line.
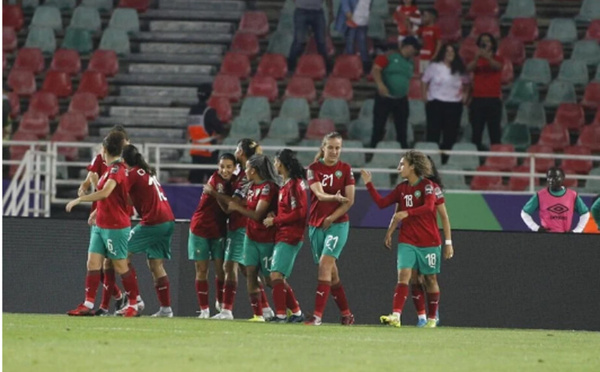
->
[393, 0, 421, 41]
[467, 33, 503, 151]
[416, 9, 441, 74]
[421, 44, 468, 163]
[334, 0, 372, 74]
[287, 0, 334, 73]
[187, 83, 225, 184]
[370, 36, 420, 149]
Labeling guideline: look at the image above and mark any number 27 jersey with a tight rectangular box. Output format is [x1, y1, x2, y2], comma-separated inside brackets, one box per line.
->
[127, 166, 174, 226]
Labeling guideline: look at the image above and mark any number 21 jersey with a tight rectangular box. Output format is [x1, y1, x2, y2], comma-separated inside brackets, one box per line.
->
[307, 160, 355, 227]
[128, 166, 174, 226]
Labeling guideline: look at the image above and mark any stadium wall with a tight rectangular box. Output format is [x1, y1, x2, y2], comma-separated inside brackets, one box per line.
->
[4, 218, 599, 331]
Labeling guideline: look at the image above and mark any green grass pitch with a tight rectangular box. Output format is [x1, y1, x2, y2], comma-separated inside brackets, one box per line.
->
[3, 313, 600, 371]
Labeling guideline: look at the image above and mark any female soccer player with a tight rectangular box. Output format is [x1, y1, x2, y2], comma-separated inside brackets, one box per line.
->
[188, 153, 236, 318]
[122, 144, 176, 317]
[262, 149, 307, 323]
[361, 150, 442, 328]
[304, 132, 355, 326]
[227, 154, 279, 322]
[66, 131, 141, 317]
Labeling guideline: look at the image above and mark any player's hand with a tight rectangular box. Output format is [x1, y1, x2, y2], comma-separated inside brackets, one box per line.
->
[334, 191, 349, 204]
[227, 200, 240, 213]
[266, 211, 275, 218]
[360, 169, 372, 184]
[78, 182, 90, 197]
[263, 217, 274, 227]
[444, 244, 454, 260]
[322, 216, 333, 230]
[384, 233, 393, 250]
[203, 184, 215, 196]
[393, 211, 408, 223]
[88, 214, 96, 226]
[66, 198, 80, 213]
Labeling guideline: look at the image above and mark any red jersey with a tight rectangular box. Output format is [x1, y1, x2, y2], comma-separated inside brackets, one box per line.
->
[472, 55, 503, 98]
[87, 153, 106, 213]
[367, 178, 441, 247]
[394, 5, 421, 36]
[417, 24, 441, 60]
[190, 171, 232, 239]
[96, 161, 131, 229]
[127, 166, 174, 226]
[229, 167, 248, 231]
[307, 160, 355, 227]
[245, 181, 279, 243]
[273, 178, 308, 245]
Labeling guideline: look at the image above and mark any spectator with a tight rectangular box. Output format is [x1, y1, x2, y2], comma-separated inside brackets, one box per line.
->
[187, 83, 225, 184]
[421, 44, 468, 163]
[287, 0, 334, 73]
[393, 0, 421, 41]
[416, 9, 441, 74]
[370, 36, 420, 149]
[334, 0, 372, 74]
[466, 33, 503, 151]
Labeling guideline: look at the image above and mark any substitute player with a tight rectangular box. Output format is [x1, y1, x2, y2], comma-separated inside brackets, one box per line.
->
[304, 132, 355, 326]
[122, 144, 176, 318]
[66, 131, 141, 317]
[262, 149, 307, 323]
[361, 150, 442, 328]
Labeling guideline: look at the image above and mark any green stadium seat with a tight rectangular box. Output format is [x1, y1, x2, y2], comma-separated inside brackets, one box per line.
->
[359, 99, 375, 119]
[30, 6, 62, 32]
[282, 0, 295, 14]
[266, 117, 300, 143]
[10, 0, 39, 9]
[69, 6, 102, 32]
[447, 143, 480, 170]
[340, 140, 366, 168]
[367, 14, 386, 40]
[81, 0, 113, 12]
[348, 118, 372, 147]
[61, 27, 93, 54]
[595, 64, 600, 81]
[544, 80, 577, 108]
[45, 0, 76, 10]
[277, 12, 294, 33]
[501, 0, 536, 21]
[369, 141, 402, 168]
[514, 102, 547, 130]
[571, 40, 600, 66]
[267, 31, 294, 57]
[228, 116, 261, 142]
[414, 142, 442, 166]
[318, 98, 350, 130]
[260, 138, 287, 156]
[506, 79, 539, 107]
[218, 137, 239, 159]
[408, 99, 427, 128]
[25, 27, 56, 55]
[371, 0, 390, 18]
[582, 167, 600, 194]
[546, 18, 578, 44]
[575, 0, 600, 24]
[240, 96, 271, 126]
[360, 172, 393, 189]
[519, 58, 551, 85]
[501, 123, 531, 151]
[557, 60, 589, 86]
[296, 139, 320, 166]
[279, 98, 310, 129]
[108, 8, 140, 33]
[99, 28, 130, 55]
[440, 164, 469, 190]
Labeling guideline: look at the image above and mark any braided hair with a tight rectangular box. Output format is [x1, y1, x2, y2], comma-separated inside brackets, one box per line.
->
[276, 149, 305, 180]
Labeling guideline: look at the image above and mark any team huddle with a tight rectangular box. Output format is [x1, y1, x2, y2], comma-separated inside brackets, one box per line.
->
[66, 126, 453, 327]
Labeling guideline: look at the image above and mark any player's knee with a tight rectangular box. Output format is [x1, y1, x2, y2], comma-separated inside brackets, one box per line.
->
[424, 274, 437, 287]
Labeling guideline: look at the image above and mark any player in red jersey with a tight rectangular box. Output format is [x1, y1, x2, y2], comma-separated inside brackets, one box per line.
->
[361, 150, 442, 328]
[226, 154, 280, 322]
[304, 132, 355, 326]
[262, 149, 307, 323]
[122, 144, 176, 318]
[188, 153, 236, 318]
[66, 131, 141, 317]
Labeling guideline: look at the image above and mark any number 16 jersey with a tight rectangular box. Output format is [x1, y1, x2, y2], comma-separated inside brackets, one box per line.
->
[307, 160, 355, 227]
[128, 166, 174, 226]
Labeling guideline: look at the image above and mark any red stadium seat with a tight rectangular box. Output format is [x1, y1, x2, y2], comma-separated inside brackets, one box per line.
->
[508, 165, 540, 191]
[14, 48, 45, 75]
[501, 57, 514, 85]
[230, 32, 259, 59]
[3, 27, 17, 53]
[305, 34, 336, 58]
[497, 37, 526, 66]
[434, 0, 462, 17]
[553, 103, 584, 131]
[470, 17, 500, 39]
[219, 52, 251, 80]
[458, 37, 479, 64]
[305, 118, 336, 140]
[8, 69, 36, 97]
[321, 77, 353, 101]
[238, 11, 269, 37]
[593, 110, 600, 126]
[207, 95, 232, 123]
[508, 18, 539, 43]
[467, 0, 499, 19]
[77, 71, 108, 98]
[484, 144, 517, 171]
[19, 111, 50, 139]
[68, 92, 99, 120]
[284, 76, 316, 102]
[470, 166, 504, 191]
[522, 145, 556, 173]
[9, 130, 38, 176]
[29, 92, 59, 119]
[42, 71, 72, 98]
[88, 50, 119, 77]
[408, 77, 423, 100]
[6, 92, 20, 119]
[537, 124, 570, 151]
[256, 53, 288, 80]
[577, 124, 600, 152]
[57, 112, 88, 141]
[51, 131, 80, 161]
[212, 75, 242, 102]
[118, 0, 149, 12]
[50, 49, 81, 76]
[332, 55, 363, 81]
[295, 54, 327, 81]
[438, 16, 461, 42]
[585, 20, 600, 42]
[581, 82, 600, 110]
[533, 40, 564, 66]
[562, 145, 592, 174]
[3, 5, 24, 31]
[561, 170, 579, 188]
[246, 75, 279, 102]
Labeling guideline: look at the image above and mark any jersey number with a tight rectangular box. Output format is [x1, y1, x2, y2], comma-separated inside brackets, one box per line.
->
[425, 253, 436, 268]
[404, 195, 413, 207]
[325, 235, 339, 252]
[106, 239, 116, 255]
[262, 256, 272, 271]
[321, 174, 334, 188]
[137, 168, 167, 201]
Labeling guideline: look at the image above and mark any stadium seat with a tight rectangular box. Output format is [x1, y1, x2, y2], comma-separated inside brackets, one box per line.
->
[247, 75, 279, 102]
[318, 98, 350, 129]
[581, 82, 600, 109]
[51, 131, 79, 161]
[45, 0, 76, 9]
[533, 40, 563, 66]
[339, 140, 365, 168]
[279, 98, 310, 128]
[370, 0, 389, 18]
[438, 164, 468, 190]
[8, 69, 36, 97]
[229, 116, 261, 142]
[508, 18, 538, 43]
[560, 169, 580, 188]
[484, 144, 517, 171]
[537, 124, 570, 151]
[562, 146, 592, 174]
[82, 0, 114, 12]
[438, 15, 462, 42]
[296, 139, 320, 165]
[50, 49, 81, 76]
[56, 112, 88, 140]
[256, 54, 288, 80]
[9, 130, 39, 176]
[19, 111, 50, 139]
[577, 124, 600, 151]
[3, 5, 24, 31]
[230, 32, 259, 59]
[497, 37, 526, 66]
[583, 167, 600, 194]
[508, 165, 540, 191]
[369, 141, 402, 168]
[415, 142, 442, 166]
[359, 99, 374, 120]
[501, 123, 531, 151]
[212, 75, 242, 102]
[88, 50, 119, 77]
[408, 77, 424, 100]
[42, 70, 72, 98]
[14, 48, 45, 74]
[544, 80, 576, 108]
[62, 27, 93, 54]
[3, 27, 17, 53]
[571, 40, 600, 66]
[118, 0, 150, 12]
[593, 110, 600, 126]
[69, 6, 101, 32]
[6, 92, 21, 119]
[595, 65, 600, 82]
[30, 6, 62, 32]
[367, 14, 386, 40]
[239, 11, 269, 37]
[553, 103, 585, 131]
[557, 60, 589, 86]
[266, 117, 300, 143]
[519, 58, 551, 85]
[99, 29, 130, 55]
[76, 71, 108, 98]
[468, 0, 499, 19]
[28, 91, 59, 119]
[207, 96, 232, 123]
[284, 76, 317, 102]
[501, 0, 536, 21]
[470, 166, 504, 191]
[447, 143, 480, 170]
[266, 32, 293, 57]
[434, 0, 462, 17]
[305, 34, 336, 59]
[506, 80, 539, 107]
[585, 20, 600, 42]
[219, 52, 251, 79]
[408, 99, 427, 128]
[332, 55, 363, 81]
[25, 27, 57, 55]
[522, 144, 555, 173]
[470, 17, 500, 39]
[239, 96, 271, 126]
[322, 77, 353, 101]
[575, 0, 600, 24]
[258, 138, 286, 156]
[458, 37, 479, 64]
[68, 92, 99, 120]
[546, 19, 578, 44]
[295, 55, 327, 81]
[347, 118, 371, 147]
[514, 102, 546, 130]
[305, 118, 336, 140]
[500, 58, 514, 85]
[108, 8, 140, 33]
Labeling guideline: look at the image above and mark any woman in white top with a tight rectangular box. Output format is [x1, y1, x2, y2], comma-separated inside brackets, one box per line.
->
[421, 44, 469, 163]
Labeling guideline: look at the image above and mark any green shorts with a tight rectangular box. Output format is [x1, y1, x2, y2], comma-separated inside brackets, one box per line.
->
[271, 242, 302, 278]
[242, 236, 274, 275]
[308, 222, 349, 264]
[128, 221, 174, 260]
[397, 243, 441, 275]
[224, 228, 245, 263]
[89, 225, 131, 260]
[188, 231, 225, 261]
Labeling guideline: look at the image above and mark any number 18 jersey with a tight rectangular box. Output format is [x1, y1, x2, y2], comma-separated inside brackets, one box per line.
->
[127, 166, 174, 226]
[307, 160, 355, 227]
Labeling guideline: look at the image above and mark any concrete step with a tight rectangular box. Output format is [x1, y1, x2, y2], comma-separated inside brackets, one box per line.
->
[109, 106, 190, 118]
[121, 53, 223, 65]
[119, 86, 198, 97]
[93, 116, 188, 128]
[128, 63, 215, 75]
[132, 32, 232, 43]
[103, 96, 198, 107]
[149, 21, 233, 33]
[159, 0, 246, 12]
[140, 9, 243, 22]
[111, 73, 213, 86]
[139, 42, 225, 55]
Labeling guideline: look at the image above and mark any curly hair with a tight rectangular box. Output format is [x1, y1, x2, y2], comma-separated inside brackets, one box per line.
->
[403, 150, 432, 178]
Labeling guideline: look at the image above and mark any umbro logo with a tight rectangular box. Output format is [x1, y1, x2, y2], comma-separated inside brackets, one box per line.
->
[547, 204, 569, 214]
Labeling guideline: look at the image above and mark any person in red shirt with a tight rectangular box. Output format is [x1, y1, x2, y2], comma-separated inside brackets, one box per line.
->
[65, 131, 141, 317]
[361, 150, 443, 328]
[416, 9, 441, 73]
[262, 149, 307, 323]
[394, 0, 421, 39]
[122, 144, 176, 318]
[188, 153, 236, 319]
[304, 132, 355, 326]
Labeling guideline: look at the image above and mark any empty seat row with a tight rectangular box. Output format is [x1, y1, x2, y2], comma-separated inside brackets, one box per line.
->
[13, 48, 119, 77]
[519, 58, 600, 86]
[8, 69, 109, 98]
[24, 26, 130, 55]
[507, 80, 600, 109]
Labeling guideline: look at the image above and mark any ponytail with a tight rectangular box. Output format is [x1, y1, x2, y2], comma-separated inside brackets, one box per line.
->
[315, 131, 343, 162]
[122, 144, 155, 176]
[276, 149, 305, 180]
[237, 138, 262, 161]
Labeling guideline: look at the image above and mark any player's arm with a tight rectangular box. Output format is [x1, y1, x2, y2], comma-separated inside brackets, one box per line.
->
[66, 179, 117, 212]
[309, 182, 349, 203]
[572, 196, 590, 233]
[361, 170, 399, 208]
[87, 209, 97, 226]
[79, 171, 98, 196]
[437, 203, 454, 259]
[591, 198, 600, 230]
[384, 203, 401, 250]
[229, 198, 271, 222]
[520, 194, 542, 231]
[323, 184, 355, 229]
[397, 191, 435, 220]
[272, 187, 308, 226]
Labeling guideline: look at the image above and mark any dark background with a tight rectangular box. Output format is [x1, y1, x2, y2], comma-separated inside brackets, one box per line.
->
[3, 218, 600, 331]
